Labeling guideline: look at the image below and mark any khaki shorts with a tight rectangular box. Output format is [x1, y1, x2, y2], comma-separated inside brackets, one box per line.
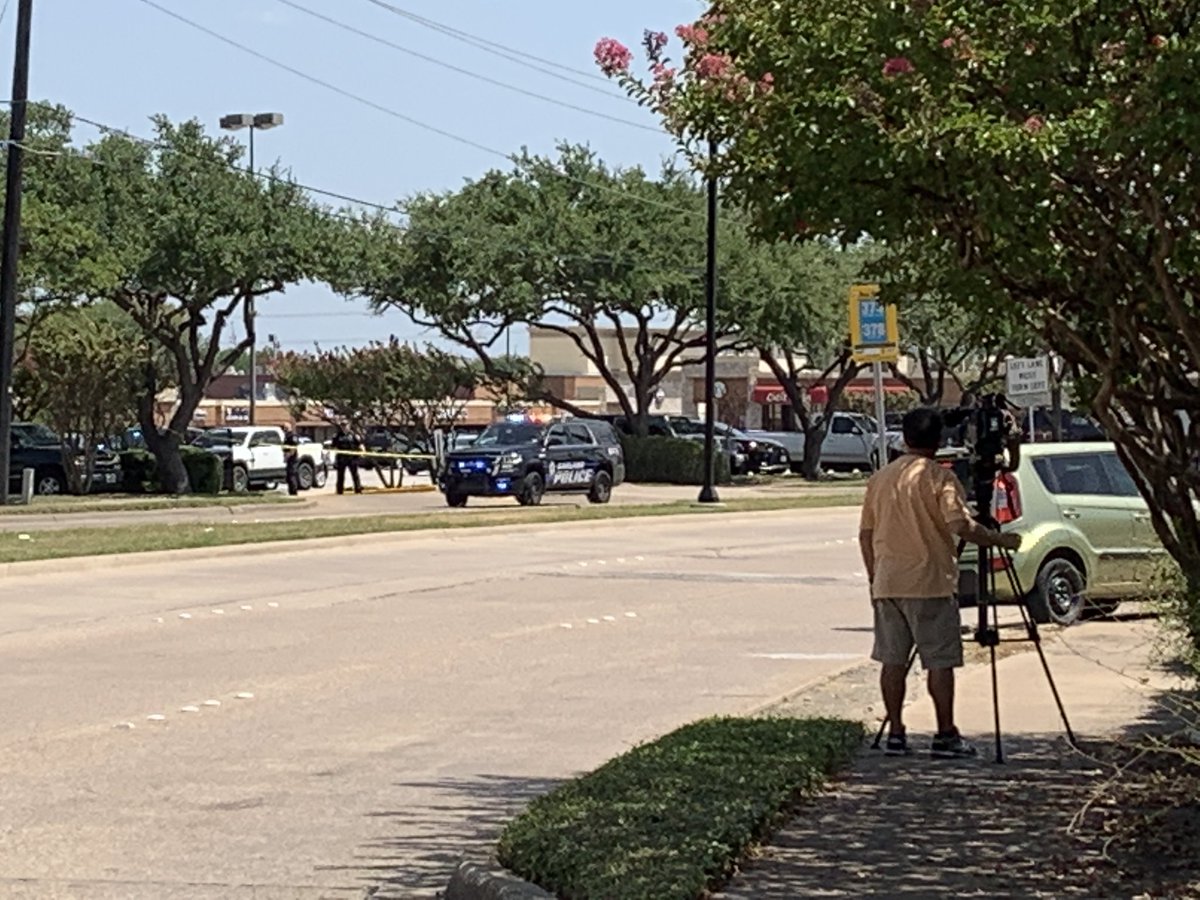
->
[872, 597, 963, 669]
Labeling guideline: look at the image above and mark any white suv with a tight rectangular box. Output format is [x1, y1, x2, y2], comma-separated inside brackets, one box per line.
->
[193, 427, 325, 493]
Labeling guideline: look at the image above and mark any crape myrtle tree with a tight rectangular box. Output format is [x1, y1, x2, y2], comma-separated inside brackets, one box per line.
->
[273, 339, 482, 447]
[61, 118, 353, 493]
[12, 305, 146, 493]
[330, 145, 790, 437]
[600, 5, 1200, 642]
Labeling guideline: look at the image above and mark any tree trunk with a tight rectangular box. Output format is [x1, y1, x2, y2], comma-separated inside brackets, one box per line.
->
[799, 420, 829, 480]
[143, 424, 188, 495]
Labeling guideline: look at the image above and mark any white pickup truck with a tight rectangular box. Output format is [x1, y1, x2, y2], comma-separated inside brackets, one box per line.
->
[193, 426, 327, 493]
[747, 412, 905, 473]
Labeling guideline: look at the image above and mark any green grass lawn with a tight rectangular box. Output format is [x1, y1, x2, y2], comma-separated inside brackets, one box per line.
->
[0, 494, 861, 564]
[0, 493, 300, 516]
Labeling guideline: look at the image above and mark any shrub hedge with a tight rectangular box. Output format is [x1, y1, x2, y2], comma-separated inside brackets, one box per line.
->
[497, 716, 863, 900]
[118, 447, 222, 495]
[620, 435, 732, 486]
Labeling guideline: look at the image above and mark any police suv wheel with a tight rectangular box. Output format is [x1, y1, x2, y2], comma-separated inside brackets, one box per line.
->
[518, 472, 545, 507]
[588, 471, 613, 505]
[446, 491, 468, 508]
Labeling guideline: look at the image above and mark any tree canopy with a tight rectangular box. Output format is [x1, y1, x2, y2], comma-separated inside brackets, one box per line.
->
[601, 4, 1200, 614]
[331, 145, 800, 435]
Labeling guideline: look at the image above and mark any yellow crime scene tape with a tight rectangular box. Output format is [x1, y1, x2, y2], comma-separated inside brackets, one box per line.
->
[327, 447, 440, 493]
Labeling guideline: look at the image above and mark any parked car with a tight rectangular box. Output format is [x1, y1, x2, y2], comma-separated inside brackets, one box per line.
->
[596, 414, 680, 438]
[1022, 409, 1107, 443]
[363, 426, 434, 477]
[192, 426, 325, 493]
[8, 422, 122, 496]
[958, 442, 1160, 626]
[440, 417, 625, 507]
[668, 418, 790, 475]
[748, 412, 904, 473]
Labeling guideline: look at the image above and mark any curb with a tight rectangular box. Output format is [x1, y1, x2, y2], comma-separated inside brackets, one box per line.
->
[444, 861, 553, 900]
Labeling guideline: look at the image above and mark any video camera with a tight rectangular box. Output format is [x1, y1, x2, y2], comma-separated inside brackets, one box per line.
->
[941, 393, 1022, 519]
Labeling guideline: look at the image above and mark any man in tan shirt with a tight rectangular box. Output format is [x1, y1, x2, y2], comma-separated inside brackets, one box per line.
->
[859, 407, 1021, 758]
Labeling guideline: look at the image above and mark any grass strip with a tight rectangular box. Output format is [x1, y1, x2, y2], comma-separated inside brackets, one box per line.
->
[0, 493, 297, 516]
[0, 495, 861, 564]
[498, 716, 863, 900]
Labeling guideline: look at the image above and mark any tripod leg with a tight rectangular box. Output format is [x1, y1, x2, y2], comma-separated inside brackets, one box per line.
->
[871, 647, 918, 749]
[990, 600, 1004, 764]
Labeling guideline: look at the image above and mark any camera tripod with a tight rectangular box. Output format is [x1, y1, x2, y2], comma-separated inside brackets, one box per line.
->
[870, 514, 1077, 763]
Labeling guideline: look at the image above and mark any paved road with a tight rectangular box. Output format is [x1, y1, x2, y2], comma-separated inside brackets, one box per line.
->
[0, 508, 869, 898]
[0, 480, 863, 533]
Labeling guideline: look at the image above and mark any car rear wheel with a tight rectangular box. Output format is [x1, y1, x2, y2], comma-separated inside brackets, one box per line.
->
[1029, 558, 1085, 626]
[518, 472, 545, 507]
[588, 471, 613, 505]
[296, 461, 315, 491]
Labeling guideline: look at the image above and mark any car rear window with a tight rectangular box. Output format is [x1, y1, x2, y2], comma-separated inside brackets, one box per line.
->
[1032, 452, 1135, 497]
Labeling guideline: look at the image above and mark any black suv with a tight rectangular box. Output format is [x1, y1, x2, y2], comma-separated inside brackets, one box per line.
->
[440, 418, 626, 507]
[8, 422, 122, 496]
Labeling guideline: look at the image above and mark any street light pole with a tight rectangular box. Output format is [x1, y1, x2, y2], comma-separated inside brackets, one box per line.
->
[0, 0, 34, 506]
[698, 139, 721, 504]
[220, 112, 283, 427]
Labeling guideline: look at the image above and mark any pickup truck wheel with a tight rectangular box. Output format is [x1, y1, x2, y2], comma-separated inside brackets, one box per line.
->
[588, 471, 613, 505]
[518, 472, 545, 507]
[1028, 558, 1085, 626]
[446, 491, 468, 508]
[296, 461, 315, 491]
[230, 464, 250, 494]
[35, 469, 65, 496]
[313, 466, 328, 489]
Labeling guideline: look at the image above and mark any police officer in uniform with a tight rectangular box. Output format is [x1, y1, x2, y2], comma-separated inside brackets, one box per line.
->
[282, 424, 301, 496]
[333, 425, 363, 495]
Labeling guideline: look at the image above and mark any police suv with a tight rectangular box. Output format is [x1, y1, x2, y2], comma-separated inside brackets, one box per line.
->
[439, 417, 626, 508]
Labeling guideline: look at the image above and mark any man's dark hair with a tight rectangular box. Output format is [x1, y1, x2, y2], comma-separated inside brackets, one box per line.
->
[903, 407, 944, 452]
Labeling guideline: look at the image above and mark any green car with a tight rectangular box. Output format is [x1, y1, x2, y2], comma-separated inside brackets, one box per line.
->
[960, 442, 1161, 625]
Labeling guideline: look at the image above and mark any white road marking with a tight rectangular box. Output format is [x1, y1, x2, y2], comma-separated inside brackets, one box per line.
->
[17, 534, 31, 541]
[586, 618, 600, 625]
[115, 722, 135, 730]
[240, 605, 253, 611]
[624, 612, 638, 618]
[597, 560, 607, 565]
[152, 617, 164, 624]
[178, 613, 193, 620]
[635, 556, 645, 561]
[616, 558, 627, 564]
[180, 705, 201, 714]
[212, 609, 225, 615]
[202, 700, 221, 708]
[578, 562, 589, 568]
[602, 616, 616, 622]
[560, 623, 573, 629]
[146, 714, 167, 722]
[235, 692, 255, 700]
[749, 652, 861, 661]
[267, 602, 280, 608]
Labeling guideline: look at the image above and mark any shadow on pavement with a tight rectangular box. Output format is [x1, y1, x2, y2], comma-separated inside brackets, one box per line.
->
[717, 733, 1118, 899]
[339, 773, 563, 898]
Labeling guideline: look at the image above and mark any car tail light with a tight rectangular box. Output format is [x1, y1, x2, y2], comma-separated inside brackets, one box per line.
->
[993, 473, 1022, 524]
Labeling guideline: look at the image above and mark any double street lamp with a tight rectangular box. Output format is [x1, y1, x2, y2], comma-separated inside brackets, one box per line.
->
[219, 112, 284, 426]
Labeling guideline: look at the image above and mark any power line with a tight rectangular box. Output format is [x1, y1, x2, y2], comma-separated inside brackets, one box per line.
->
[360, 0, 623, 92]
[274, 0, 658, 133]
[133, 0, 699, 221]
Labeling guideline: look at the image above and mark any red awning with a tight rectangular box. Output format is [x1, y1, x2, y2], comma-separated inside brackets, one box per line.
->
[752, 384, 791, 405]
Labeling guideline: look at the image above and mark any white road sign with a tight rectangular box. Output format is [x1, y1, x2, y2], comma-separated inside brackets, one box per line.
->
[1006, 357, 1052, 407]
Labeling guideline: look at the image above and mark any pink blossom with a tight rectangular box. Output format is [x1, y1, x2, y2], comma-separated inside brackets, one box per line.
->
[695, 52, 732, 79]
[651, 62, 677, 84]
[1022, 114, 1046, 134]
[1151, 34, 1167, 48]
[882, 56, 915, 78]
[594, 37, 633, 77]
[757, 72, 775, 95]
[941, 37, 955, 49]
[675, 23, 710, 48]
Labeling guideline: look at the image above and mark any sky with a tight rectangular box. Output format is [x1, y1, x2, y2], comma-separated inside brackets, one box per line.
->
[1, 0, 701, 354]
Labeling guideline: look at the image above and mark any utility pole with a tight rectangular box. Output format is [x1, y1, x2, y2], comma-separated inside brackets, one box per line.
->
[0, 0, 34, 506]
[698, 139, 720, 504]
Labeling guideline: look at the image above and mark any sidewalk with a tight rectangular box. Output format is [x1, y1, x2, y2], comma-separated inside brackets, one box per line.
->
[719, 615, 1190, 899]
